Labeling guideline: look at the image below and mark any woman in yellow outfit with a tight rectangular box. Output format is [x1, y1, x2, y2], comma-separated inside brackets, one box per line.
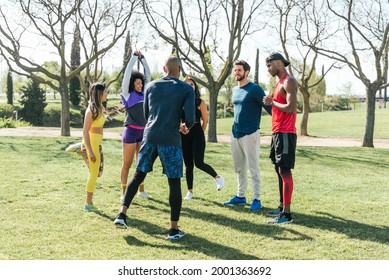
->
[82, 83, 109, 212]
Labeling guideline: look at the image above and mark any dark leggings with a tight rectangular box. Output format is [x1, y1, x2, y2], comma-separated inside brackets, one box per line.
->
[181, 123, 217, 190]
[123, 170, 182, 221]
[275, 165, 294, 205]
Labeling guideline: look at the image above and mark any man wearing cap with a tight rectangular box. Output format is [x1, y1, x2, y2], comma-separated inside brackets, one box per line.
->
[223, 59, 272, 211]
[263, 52, 297, 224]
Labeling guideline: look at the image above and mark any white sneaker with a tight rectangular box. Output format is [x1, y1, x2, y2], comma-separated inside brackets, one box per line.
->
[215, 176, 225, 191]
[137, 191, 152, 199]
[184, 191, 193, 200]
[120, 195, 124, 203]
[66, 142, 83, 153]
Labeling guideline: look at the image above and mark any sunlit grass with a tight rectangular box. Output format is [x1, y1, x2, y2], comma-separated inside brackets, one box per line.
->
[0, 137, 388, 260]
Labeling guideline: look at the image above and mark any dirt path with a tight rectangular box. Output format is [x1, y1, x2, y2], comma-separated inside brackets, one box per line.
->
[1, 126, 389, 148]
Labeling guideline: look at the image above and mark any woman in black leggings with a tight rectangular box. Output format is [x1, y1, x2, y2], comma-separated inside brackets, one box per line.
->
[180, 76, 225, 200]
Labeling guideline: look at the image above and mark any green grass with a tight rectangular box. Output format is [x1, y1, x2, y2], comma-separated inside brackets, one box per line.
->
[0, 136, 388, 260]
[216, 105, 389, 139]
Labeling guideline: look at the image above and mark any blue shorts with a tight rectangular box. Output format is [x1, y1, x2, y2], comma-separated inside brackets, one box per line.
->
[122, 126, 144, 144]
[137, 142, 183, 178]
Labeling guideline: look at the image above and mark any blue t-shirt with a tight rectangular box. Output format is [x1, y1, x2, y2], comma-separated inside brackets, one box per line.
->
[143, 77, 195, 146]
[232, 82, 271, 138]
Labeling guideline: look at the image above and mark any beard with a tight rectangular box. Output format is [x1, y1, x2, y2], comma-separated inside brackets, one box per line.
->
[235, 75, 245, 81]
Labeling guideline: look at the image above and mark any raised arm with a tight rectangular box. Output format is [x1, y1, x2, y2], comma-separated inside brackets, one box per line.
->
[140, 55, 151, 84]
[121, 54, 138, 101]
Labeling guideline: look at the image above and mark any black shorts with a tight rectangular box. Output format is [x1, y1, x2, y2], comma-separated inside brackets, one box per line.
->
[270, 132, 297, 169]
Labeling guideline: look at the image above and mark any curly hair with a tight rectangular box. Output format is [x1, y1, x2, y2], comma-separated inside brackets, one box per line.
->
[129, 71, 146, 93]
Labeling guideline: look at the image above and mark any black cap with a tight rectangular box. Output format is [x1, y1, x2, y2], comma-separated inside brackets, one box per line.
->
[265, 52, 290, 67]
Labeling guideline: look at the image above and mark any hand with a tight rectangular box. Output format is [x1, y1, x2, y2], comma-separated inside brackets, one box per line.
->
[179, 124, 189, 135]
[89, 152, 96, 163]
[263, 96, 273, 106]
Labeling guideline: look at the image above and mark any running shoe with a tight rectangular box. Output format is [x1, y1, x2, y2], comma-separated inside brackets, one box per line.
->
[66, 142, 83, 153]
[215, 176, 225, 191]
[167, 228, 185, 240]
[266, 207, 283, 217]
[114, 213, 128, 229]
[83, 203, 97, 212]
[137, 191, 152, 199]
[268, 212, 293, 224]
[249, 199, 262, 211]
[184, 191, 193, 200]
[223, 195, 246, 206]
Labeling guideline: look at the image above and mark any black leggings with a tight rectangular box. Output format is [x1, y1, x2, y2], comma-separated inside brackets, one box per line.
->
[181, 123, 217, 190]
[123, 170, 182, 222]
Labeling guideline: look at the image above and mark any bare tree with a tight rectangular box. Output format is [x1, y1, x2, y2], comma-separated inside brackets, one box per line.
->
[299, 0, 389, 147]
[142, 0, 265, 142]
[273, 0, 335, 136]
[0, 0, 139, 136]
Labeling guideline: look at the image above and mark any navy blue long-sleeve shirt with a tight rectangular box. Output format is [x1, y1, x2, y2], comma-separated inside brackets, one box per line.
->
[143, 77, 195, 146]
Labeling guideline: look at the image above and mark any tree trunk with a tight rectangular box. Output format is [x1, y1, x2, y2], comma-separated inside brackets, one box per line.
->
[300, 90, 310, 136]
[207, 87, 219, 143]
[59, 81, 71, 136]
[362, 84, 377, 147]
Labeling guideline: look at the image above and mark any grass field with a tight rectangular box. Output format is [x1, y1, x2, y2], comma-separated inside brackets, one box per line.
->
[0, 136, 388, 260]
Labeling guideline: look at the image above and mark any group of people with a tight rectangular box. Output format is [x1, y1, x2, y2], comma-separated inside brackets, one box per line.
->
[70, 50, 297, 240]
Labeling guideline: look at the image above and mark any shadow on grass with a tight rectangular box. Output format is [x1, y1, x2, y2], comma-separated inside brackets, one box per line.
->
[123, 218, 260, 260]
[135, 198, 312, 242]
[297, 148, 389, 169]
[298, 211, 389, 244]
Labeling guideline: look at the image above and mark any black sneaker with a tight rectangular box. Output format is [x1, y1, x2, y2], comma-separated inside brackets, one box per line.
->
[114, 213, 128, 229]
[166, 228, 185, 240]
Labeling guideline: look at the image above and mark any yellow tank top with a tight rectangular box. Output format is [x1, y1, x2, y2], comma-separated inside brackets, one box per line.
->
[91, 114, 106, 128]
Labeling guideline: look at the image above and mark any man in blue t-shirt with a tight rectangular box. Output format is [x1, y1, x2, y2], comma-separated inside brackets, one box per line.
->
[114, 56, 195, 240]
[223, 60, 271, 211]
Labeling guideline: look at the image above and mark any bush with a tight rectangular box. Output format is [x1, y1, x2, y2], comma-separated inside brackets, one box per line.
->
[19, 79, 47, 126]
[0, 104, 14, 118]
[42, 105, 84, 127]
[0, 117, 30, 128]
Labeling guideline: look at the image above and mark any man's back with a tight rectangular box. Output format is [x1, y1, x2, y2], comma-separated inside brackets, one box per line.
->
[143, 77, 195, 146]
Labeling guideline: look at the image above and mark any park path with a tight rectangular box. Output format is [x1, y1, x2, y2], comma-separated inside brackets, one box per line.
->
[1, 126, 389, 148]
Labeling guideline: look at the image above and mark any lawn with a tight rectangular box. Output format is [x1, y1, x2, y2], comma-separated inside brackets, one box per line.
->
[0, 136, 388, 260]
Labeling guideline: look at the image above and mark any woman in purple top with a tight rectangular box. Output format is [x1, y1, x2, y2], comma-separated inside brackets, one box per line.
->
[120, 50, 151, 201]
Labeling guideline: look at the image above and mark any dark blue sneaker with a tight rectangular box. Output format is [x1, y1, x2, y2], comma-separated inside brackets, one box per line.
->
[266, 207, 283, 217]
[268, 212, 293, 224]
[223, 196, 246, 206]
[249, 199, 262, 211]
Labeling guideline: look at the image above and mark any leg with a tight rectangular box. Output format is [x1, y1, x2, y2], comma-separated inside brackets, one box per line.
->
[121, 170, 147, 213]
[241, 131, 261, 200]
[275, 165, 284, 207]
[84, 134, 102, 210]
[230, 136, 248, 197]
[193, 130, 217, 178]
[182, 134, 194, 191]
[279, 167, 294, 213]
[168, 178, 182, 227]
[120, 143, 137, 194]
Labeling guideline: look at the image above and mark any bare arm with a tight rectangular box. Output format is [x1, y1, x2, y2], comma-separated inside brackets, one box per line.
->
[199, 100, 208, 132]
[82, 108, 96, 163]
[263, 77, 297, 114]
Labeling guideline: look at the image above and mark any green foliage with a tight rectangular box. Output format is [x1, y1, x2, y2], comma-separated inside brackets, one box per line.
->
[0, 117, 30, 128]
[42, 104, 84, 127]
[0, 103, 14, 118]
[19, 79, 47, 126]
[6, 70, 13, 105]
[69, 77, 81, 106]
